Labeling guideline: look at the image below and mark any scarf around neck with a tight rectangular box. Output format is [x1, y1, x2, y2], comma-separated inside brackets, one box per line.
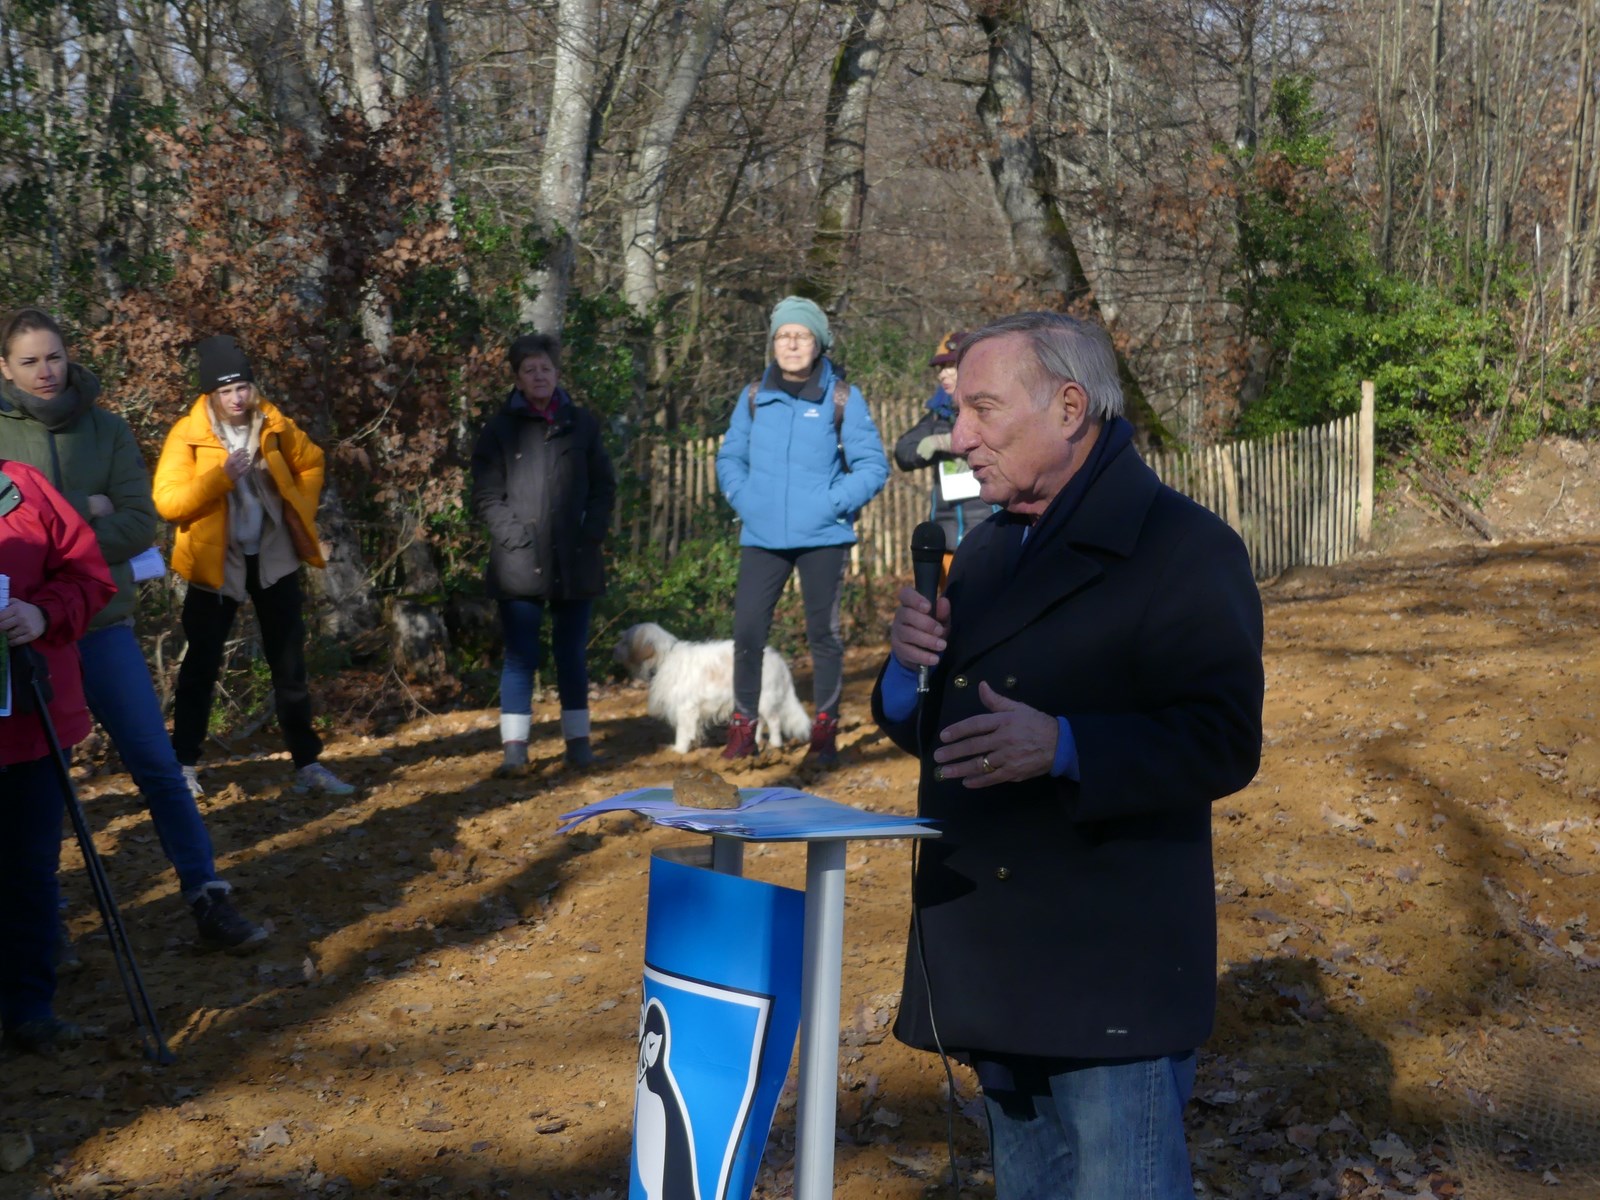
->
[0, 362, 100, 433]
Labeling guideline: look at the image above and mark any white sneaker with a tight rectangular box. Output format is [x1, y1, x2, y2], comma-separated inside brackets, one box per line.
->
[295, 761, 355, 796]
[181, 765, 204, 799]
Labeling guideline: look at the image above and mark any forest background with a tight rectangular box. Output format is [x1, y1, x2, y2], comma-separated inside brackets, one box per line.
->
[3, 0, 1599, 707]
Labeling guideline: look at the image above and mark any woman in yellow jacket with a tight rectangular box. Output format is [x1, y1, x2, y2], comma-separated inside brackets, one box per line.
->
[153, 335, 353, 796]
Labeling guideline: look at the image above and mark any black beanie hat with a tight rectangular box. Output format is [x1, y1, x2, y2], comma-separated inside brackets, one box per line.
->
[196, 335, 254, 393]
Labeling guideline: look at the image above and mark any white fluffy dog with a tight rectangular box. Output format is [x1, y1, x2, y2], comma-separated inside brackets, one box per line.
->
[614, 622, 812, 754]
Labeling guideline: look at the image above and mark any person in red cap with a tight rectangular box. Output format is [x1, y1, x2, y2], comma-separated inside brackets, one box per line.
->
[153, 335, 354, 801]
[893, 332, 993, 575]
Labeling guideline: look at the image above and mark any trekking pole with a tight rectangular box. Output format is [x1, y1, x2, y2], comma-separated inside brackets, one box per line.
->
[18, 645, 176, 1065]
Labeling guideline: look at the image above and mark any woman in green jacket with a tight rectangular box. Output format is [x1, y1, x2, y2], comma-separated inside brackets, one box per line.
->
[0, 308, 266, 954]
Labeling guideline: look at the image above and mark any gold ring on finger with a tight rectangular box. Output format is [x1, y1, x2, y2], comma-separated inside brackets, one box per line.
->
[981, 754, 996, 773]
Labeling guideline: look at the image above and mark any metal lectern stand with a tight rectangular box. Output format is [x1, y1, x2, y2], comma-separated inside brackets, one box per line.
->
[561, 788, 938, 1200]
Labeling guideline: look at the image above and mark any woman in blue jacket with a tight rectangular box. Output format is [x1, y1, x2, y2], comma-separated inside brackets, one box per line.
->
[714, 296, 888, 765]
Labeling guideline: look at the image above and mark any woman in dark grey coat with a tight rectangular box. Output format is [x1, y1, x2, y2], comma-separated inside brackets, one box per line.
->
[471, 333, 615, 770]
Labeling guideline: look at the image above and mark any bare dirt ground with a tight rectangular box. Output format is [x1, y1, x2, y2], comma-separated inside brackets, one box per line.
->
[5, 439, 1600, 1200]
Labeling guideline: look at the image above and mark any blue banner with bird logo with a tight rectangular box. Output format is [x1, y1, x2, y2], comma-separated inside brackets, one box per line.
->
[631, 851, 804, 1200]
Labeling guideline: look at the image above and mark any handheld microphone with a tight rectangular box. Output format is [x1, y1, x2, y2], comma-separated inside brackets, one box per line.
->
[910, 521, 947, 694]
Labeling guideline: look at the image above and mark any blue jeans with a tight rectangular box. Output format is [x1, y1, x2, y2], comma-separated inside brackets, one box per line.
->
[0, 756, 66, 1029]
[984, 1053, 1197, 1200]
[80, 623, 219, 895]
[499, 598, 592, 715]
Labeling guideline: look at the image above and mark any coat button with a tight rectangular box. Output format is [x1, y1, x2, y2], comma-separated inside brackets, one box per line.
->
[995, 867, 1011, 880]
[953, 674, 969, 688]
[1004, 675, 1017, 688]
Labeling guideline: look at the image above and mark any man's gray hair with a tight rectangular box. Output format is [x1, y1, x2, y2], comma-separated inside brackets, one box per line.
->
[957, 312, 1125, 421]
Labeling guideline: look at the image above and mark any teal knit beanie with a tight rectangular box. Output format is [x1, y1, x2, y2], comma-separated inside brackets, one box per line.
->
[767, 296, 832, 354]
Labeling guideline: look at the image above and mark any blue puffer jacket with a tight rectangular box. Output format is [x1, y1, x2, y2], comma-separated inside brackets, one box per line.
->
[716, 359, 889, 549]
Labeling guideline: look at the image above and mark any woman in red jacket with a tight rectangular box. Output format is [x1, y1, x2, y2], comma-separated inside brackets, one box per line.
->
[0, 459, 116, 1054]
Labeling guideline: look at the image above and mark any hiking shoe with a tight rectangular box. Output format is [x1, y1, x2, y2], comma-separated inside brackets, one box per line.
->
[181, 764, 204, 799]
[294, 761, 355, 795]
[721, 712, 758, 760]
[565, 737, 596, 768]
[4, 1016, 84, 1056]
[494, 741, 532, 778]
[190, 885, 269, 955]
[800, 712, 840, 770]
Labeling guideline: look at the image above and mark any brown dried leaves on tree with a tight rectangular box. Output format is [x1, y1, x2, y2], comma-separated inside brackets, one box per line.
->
[89, 101, 500, 523]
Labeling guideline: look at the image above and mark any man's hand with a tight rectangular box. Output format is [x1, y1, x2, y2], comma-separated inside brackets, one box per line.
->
[223, 449, 253, 481]
[889, 585, 950, 674]
[87, 494, 115, 518]
[0, 598, 48, 645]
[933, 681, 1058, 788]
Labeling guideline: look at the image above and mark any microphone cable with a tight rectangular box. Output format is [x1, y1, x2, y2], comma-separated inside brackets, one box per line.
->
[909, 680, 965, 1193]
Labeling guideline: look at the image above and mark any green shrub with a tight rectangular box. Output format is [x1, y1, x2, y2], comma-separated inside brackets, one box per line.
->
[592, 531, 743, 660]
[1232, 76, 1513, 460]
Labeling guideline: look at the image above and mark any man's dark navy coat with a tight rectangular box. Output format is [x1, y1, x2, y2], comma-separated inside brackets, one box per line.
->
[873, 439, 1264, 1062]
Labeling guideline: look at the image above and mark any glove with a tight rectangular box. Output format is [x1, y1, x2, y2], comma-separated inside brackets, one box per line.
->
[916, 433, 952, 461]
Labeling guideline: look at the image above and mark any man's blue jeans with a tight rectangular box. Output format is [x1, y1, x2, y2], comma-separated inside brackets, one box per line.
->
[984, 1053, 1197, 1200]
[80, 623, 219, 896]
[498, 597, 592, 716]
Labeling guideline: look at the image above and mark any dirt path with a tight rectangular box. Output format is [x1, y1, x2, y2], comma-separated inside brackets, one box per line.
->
[5, 450, 1600, 1199]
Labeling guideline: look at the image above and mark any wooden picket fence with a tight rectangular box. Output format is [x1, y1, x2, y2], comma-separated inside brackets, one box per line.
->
[647, 383, 1376, 582]
[1146, 382, 1376, 578]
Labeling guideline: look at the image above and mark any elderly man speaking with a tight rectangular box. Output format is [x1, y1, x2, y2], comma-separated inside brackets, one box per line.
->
[872, 312, 1264, 1199]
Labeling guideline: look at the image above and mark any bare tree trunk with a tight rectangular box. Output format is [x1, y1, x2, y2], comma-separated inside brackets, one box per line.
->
[1582, 26, 1600, 315]
[1421, 0, 1445, 282]
[336, 0, 443, 663]
[976, 0, 1085, 305]
[234, 0, 330, 150]
[1371, 0, 1405, 273]
[520, 0, 600, 333]
[1231, 0, 1270, 411]
[230, 0, 381, 642]
[801, 0, 894, 309]
[619, 0, 730, 344]
[341, 0, 388, 126]
[1475, 3, 1561, 311]
[85, 0, 145, 303]
[974, 0, 1167, 444]
[1234, 1, 1257, 157]
[1563, 0, 1593, 320]
[427, 0, 470, 295]
[427, 1, 459, 189]
[1032, 0, 1128, 327]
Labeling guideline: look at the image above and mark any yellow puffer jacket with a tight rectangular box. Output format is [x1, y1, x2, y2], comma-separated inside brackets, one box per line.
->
[153, 394, 327, 590]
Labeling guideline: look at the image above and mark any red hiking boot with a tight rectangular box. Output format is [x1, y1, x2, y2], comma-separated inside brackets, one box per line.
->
[800, 711, 839, 770]
[722, 712, 759, 760]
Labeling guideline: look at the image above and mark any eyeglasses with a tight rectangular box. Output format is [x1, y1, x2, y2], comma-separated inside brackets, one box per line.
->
[774, 331, 816, 346]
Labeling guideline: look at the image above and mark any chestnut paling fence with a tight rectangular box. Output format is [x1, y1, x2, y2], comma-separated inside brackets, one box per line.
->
[647, 383, 1376, 582]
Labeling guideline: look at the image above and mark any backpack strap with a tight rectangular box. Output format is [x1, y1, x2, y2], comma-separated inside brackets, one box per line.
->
[745, 378, 854, 475]
[830, 379, 851, 475]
